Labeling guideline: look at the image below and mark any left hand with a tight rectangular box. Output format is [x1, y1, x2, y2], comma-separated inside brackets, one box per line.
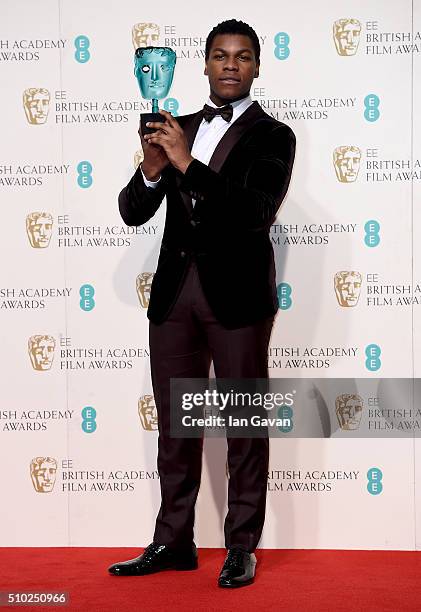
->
[144, 110, 194, 174]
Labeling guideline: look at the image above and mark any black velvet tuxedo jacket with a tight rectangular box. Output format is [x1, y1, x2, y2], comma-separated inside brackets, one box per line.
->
[119, 101, 296, 329]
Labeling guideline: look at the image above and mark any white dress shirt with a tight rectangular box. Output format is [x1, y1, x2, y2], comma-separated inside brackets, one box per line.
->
[140, 94, 254, 201]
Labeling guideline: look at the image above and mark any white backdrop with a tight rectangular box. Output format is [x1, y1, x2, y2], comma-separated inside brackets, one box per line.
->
[1, 0, 420, 550]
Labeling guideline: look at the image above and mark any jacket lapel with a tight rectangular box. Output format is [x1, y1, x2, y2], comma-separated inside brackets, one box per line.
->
[208, 101, 266, 173]
[176, 101, 266, 214]
[183, 110, 203, 151]
[176, 111, 203, 213]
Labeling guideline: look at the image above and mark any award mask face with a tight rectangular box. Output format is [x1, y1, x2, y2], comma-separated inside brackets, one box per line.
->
[134, 46, 176, 101]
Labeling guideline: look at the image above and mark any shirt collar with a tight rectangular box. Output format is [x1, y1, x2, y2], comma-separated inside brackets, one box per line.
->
[205, 94, 253, 122]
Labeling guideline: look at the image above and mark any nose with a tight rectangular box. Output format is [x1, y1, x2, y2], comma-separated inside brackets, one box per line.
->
[223, 58, 239, 71]
[151, 63, 159, 81]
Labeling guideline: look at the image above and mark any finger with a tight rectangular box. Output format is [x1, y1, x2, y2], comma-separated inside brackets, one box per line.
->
[144, 134, 166, 145]
[146, 121, 170, 130]
[159, 110, 179, 130]
[145, 133, 174, 145]
[158, 109, 172, 120]
[144, 131, 165, 139]
[146, 127, 168, 137]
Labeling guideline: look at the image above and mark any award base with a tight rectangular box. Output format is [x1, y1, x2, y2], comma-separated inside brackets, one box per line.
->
[140, 112, 165, 135]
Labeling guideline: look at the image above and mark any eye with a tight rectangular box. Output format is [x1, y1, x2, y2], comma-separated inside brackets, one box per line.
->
[214, 54, 224, 59]
[141, 65, 150, 73]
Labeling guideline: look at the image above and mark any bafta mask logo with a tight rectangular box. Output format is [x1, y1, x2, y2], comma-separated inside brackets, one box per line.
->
[136, 272, 154, 308]
[28, 335, 56, 371]
[333, 146, 361, 183]
[26, 212, 53, 248]
[134, 47, 176, 102]
[334, 271, 362, 307]
[132, 23, 160, 49]
[335, 394, 363, 430]
[138, 394, 158, 430]
[23, 88, 50, 124]
[134, 148, 144, 170]
[333, 19, 362, 56]
[30, 456, 57, 492]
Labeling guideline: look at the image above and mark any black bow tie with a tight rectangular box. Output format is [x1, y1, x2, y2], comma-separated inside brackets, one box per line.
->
[203, 103, 233, 123]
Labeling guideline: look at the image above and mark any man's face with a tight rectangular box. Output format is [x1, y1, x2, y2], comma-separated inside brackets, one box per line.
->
[334, 147, 361, 182]
[27, 214, 53, 248]
[336, 273, 361, 307]
[32, 460, 57, 492]
[336, 396, 363, 430]
[29, 336, 55, 370]
[334, 20, 361, 56]
[139, 26, 159, 47]
[205, 34, 259, 105]
[135, 50, 175, 100]
[132, 23, 160, 49]
[136, 272, 154, 308]
[24, 90, 50, 124]
[138, 395, 158, 430]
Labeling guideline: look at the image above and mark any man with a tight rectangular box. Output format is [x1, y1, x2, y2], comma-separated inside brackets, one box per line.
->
[108, 19, 295, 587]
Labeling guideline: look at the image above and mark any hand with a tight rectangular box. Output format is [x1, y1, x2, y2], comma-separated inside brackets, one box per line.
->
[144, 110, 194, 174]
[138, 120, 169, 180]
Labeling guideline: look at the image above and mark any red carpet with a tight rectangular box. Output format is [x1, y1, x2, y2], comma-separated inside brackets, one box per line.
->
[1, 548, 420, 611]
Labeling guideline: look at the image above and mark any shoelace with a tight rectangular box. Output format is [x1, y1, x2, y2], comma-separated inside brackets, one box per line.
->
[142, 542, 166, 562]
[224, 548, 246, 569]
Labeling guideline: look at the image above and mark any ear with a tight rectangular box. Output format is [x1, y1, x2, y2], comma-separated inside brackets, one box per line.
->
[254, 63, 260, 78]
[204, 64, 208, 76]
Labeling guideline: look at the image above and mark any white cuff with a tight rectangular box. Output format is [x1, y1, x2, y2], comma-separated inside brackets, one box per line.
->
[140, 166, 161, 189]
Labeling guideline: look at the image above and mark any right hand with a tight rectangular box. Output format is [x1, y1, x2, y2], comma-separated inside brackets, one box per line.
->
[138, 123, 169, 180]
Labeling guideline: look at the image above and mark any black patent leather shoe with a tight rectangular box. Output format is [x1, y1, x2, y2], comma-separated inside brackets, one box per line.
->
[218, 548, 257, 588]
[108, 542, 198, 576]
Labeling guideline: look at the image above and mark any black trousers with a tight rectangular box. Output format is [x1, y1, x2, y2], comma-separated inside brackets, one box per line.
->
[149, 260, 274, 552]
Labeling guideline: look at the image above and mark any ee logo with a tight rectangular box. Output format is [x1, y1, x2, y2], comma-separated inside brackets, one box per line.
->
[277, 283, 292, 310]
[364, 220, 380, 247]
[80, 284, 95, 311]
[77, 161, 93, 188]
[278, 405, 293, 433]
[82, 406, 97, 433]
[74, 35, 90, 63]
[163, 98, 179, 116]
[365, 344, 381, 371]
[274, 32, 290, 60]
[367, 467, 383, 495]
[364, 94, 380, 122]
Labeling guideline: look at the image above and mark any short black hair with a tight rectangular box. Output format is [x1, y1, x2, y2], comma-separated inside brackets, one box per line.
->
[205, 19, 260, 63]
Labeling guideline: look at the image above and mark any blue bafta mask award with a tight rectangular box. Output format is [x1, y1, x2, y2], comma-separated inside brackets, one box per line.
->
[134, 46, 177, 135]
